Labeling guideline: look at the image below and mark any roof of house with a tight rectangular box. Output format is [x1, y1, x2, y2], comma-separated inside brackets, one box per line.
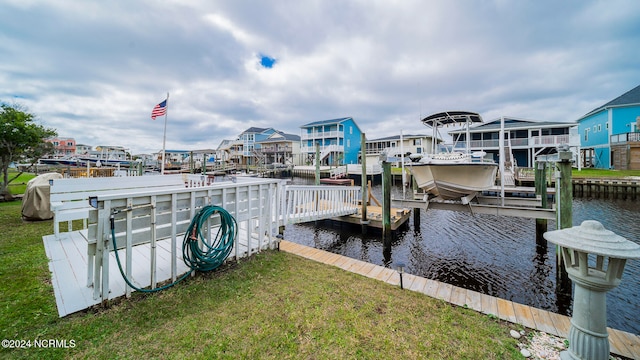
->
[448, 117, 576, 133]
[256, 132, 301, 143]
[300, 117, 353, 127]
[240, 127, 272, 134]
[581, 84, 640, 118]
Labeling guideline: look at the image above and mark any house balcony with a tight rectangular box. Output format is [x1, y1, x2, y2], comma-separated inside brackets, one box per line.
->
[454, 134, 574, 150]
[259, 146, 292, 154]
[300, 131, 344, 140]
[611, 132, 640, 144]
[300, 144, 344, 154]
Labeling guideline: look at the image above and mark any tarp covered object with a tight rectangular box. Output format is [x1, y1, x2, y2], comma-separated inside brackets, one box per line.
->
[21, 172, 63, 221]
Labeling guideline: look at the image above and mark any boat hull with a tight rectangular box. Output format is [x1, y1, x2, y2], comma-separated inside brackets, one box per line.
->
[409, 162, 498, 200]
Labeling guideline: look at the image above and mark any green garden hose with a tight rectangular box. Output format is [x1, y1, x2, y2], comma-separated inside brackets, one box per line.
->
[110, 205, 237, 293]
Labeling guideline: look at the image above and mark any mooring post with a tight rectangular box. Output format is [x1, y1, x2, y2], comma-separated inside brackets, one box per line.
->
[412, 175, 420, 228]
[382, 159, 392, 244]
[534, 161, 547, 244]
[555, 150, 574, 307]
[314, 143, 320, 186]
[557, 150, 573, 230]
[360, 133, 369, 233]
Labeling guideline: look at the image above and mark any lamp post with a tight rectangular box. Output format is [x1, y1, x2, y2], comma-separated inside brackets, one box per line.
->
[544, 220, 640, 360]
[396, 262, 405, 290]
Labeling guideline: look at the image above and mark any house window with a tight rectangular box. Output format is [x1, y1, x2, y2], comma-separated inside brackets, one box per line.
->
[414, 139, 422, 146]
[584, 128, 589, 142]
[597, 124, 601, 132]
[346, 139, 350, 147]
[349, 126, 353, 135]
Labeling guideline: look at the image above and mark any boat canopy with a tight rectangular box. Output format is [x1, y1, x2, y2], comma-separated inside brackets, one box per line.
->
[421, 111, 482, 127]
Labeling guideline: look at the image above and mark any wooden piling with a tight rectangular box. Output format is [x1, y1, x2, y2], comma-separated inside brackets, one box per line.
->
[315, 144, 320, 186]
[361, 133, 369, 233]
[556, 151, 573, 303]
[382, 160, 392, 243]
[535, 161, 547, 244]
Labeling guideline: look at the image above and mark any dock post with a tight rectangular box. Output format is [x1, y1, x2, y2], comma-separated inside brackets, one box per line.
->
[555, 150, 573, 312]
[557, 151, 573, 230]
[412, 175, 420, 228]
[315, 144, 320, 185]
[382, 159, 391, 244]
[534, 161, 547, 244]
[360, 134, 369, 234]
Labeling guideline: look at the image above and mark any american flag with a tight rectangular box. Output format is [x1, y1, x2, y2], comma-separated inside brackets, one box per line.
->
[151, 99, 167, 120]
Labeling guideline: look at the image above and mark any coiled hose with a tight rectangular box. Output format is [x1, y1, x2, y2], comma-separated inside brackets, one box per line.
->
[111, 205, 237, 293]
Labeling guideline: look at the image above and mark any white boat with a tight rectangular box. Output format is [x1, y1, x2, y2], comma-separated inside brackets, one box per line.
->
[409, 111, 498, 202]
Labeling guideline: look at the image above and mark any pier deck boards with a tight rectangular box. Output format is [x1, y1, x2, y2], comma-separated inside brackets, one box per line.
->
[43, 229, 271, 317]
[279, 240, 640, 359]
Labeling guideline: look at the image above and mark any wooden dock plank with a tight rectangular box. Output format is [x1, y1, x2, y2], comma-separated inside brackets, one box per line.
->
[422, 279, 440, 298]
[480, 293, 498, 316]
[364, 264, 385, 280]
[529, 308, 557, 336]
[351, 262, 377, 277]
[512, 302, 537, 330]
[495, 298, 518, 324]
[608, 329, 633, 359]
[408, 276, 428, 293]
[464, 290, 483, 313]
[547, 312, 571, 337]
[618, 331, 640, 359]
[449, 286, 467, 307]
[436, 282, 453, 302]
[401, 274, 418, 291]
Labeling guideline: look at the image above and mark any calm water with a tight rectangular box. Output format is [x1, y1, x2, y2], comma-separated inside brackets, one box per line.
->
[283, 177, 640, 335]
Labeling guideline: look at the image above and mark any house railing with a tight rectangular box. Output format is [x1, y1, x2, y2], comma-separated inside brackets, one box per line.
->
[454, 135, 572, 149]
[300, 144, 345, 154]
[300, 131, 344, 140]
[611, 132, 640, 144]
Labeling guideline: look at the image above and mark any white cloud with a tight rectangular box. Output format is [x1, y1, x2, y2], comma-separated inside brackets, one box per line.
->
[1, 0, 639, 153]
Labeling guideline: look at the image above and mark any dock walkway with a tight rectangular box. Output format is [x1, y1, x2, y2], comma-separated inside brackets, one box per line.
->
[279, 240, 640, 359]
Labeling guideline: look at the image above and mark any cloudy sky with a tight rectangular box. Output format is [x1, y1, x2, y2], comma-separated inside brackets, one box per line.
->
[2, 0, 639, 154]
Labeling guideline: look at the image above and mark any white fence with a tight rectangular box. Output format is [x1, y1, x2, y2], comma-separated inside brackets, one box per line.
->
[72, 174, 362, 302]
[283, 185, 360, 224]
[86, 178, 285, 301]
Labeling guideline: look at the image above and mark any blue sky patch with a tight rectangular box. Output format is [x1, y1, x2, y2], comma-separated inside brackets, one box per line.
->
[259, 54, 276, 68]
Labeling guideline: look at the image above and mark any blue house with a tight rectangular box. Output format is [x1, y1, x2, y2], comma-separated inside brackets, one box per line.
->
[300, 117, 362, 165]
[577, 84, 640, 169]
[229, 127, 277, 167]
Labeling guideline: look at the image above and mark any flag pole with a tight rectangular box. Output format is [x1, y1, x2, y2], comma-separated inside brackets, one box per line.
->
[161, 92, 169, 175]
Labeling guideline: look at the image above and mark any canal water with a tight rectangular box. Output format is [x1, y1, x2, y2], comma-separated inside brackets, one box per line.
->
[283, 177, 640, 335]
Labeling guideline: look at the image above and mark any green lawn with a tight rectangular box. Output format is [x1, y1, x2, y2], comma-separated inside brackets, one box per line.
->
[0, 200, 526, 359]
[6, 171, 38, 195]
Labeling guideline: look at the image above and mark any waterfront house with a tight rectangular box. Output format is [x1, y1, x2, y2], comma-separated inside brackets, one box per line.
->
[300, 117, 362, 166]
[215, 139, 234, 165]
[255, 131, 302, 166]
[45, 137, 77, 157]
[365, 134, 436, 165]
[229, 127, 277, 169]
[577, 84, 640, 170]
[447, 117, 579, 168]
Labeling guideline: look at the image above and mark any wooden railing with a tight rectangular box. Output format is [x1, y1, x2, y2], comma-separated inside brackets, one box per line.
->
[283, 185, 360, 224]
[86, 178, 285, 301]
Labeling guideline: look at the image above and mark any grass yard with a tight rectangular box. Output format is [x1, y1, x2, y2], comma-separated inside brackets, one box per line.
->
[0, 199, 527, 359]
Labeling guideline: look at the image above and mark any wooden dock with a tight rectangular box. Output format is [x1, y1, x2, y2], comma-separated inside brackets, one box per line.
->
[335, 205, 411, 231]
[279, 240, 640, 359]
[43, 228, 273, 317]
